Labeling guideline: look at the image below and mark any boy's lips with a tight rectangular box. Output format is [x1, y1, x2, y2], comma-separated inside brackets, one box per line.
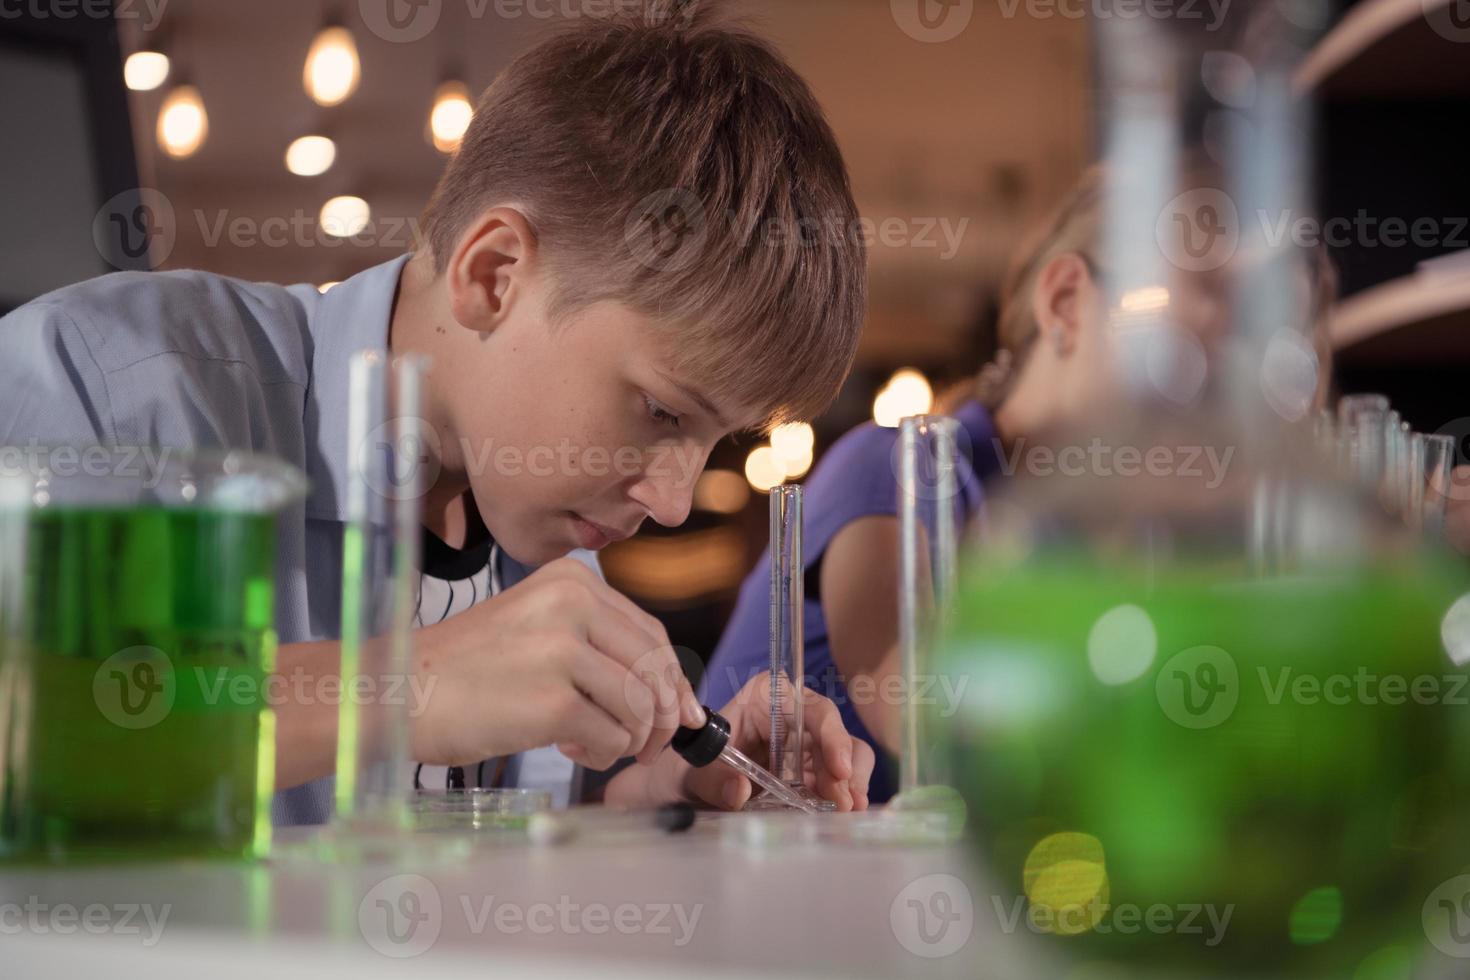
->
[569, 513, 633, 550]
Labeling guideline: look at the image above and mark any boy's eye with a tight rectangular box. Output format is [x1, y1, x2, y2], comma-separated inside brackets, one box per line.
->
[644, 395, 681, 430]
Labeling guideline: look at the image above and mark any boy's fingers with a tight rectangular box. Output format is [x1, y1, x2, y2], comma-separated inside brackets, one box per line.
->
[586, 595, 701, 730]
[564, 646, 651, 761]
[546, 560, 701, 730]
[580, 609, 686, 755]
[585, 570, 673, 646]
[553, 693, 632, 771]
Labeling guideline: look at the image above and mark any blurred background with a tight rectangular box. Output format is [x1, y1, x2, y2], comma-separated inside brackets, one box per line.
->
[1, 0, 1466, 661]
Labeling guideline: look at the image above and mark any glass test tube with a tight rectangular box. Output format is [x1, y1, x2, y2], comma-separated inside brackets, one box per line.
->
[0, 466, 26, 827]
[1353, 407, 1387, 495]
[1338, 394, 1390, 430]
[897, 415, 960, 795]
[1421, 433, 1456, 538]
[1313, 409, 1335, 464]
[767, 484, 804, 789]
[1337, 394, 1390, 484]
[1383, 410, 1402, 514]
[1397, 419, 1413, 516]
[334, 351, 427, 831]
[1408, 432, 1428, 530]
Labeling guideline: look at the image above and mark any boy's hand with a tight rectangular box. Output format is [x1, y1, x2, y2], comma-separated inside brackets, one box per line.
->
[411, 557, 703, 771]
[618, 672, 875, 812]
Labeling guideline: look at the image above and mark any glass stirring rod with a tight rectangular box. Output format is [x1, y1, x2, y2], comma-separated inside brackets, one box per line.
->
[671, 706, 824, 814]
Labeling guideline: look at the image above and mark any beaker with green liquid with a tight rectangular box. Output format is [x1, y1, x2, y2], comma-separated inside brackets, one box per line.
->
[942, 460, 1470, 978]
[0, 449, 305, 862]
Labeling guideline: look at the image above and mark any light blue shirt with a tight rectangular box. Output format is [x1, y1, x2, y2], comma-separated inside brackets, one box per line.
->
[0, 256, 582, 823]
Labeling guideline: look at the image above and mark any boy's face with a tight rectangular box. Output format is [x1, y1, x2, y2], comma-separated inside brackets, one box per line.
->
[440, 295, 750, 567]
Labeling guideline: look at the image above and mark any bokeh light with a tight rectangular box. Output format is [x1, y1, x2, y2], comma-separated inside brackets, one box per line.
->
[770, 422, 815, 479]
[304, 26, 360, 107]
[1086, 603, 1157, 685]
[693, 469, 750, 514]
[744, 445, 786, 492]
[319, 195, 370, 239]
[124, 50, 170, 92]
[873, 368, 933, 427]
[156, 85, 208, 159]
[430, 81, 474, 154]
[285, 135, 336, 177]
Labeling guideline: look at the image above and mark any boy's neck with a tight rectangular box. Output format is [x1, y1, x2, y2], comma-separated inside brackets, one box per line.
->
[424, 490, 486, 550]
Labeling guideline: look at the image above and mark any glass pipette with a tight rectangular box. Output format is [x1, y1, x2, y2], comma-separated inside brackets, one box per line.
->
[672, 706, 826, 814]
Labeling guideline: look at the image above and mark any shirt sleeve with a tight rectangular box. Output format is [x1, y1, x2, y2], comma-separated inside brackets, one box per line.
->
[0, 301, 115, 449]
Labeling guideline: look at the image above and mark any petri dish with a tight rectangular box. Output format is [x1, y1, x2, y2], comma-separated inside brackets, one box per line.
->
[410, 788, 553, 833]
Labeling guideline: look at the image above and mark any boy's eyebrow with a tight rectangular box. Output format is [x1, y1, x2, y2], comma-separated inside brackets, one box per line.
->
[656, 369, 732, 430]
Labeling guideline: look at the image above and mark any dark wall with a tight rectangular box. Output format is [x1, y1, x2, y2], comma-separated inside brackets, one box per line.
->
[0, 4, 141, 313]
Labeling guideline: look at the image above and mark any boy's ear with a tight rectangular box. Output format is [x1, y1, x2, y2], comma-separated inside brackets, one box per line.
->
[1030, 252, 1093, 358]
[445, 207, 539, 335]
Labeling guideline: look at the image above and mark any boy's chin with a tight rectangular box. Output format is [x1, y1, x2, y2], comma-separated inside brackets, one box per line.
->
[493, 525, 576, 569]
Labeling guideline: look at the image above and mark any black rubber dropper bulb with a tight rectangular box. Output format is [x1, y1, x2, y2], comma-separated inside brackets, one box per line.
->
[670, 706, 730, 768]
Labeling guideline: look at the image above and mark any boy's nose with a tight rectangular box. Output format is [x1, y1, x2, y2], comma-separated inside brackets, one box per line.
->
[627, 471, 696, 529]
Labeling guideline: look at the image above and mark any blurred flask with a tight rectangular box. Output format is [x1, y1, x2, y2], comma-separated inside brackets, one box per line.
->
[939, 4, 1470, 978]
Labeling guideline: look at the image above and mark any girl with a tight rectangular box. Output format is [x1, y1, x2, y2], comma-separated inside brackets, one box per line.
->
[699, 167, 1337, 803]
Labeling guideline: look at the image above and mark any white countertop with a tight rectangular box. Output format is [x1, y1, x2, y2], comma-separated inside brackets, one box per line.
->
[1, 810, 1026, 980]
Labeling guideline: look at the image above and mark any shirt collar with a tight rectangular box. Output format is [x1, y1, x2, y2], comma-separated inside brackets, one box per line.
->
[302, 254, 411, 522]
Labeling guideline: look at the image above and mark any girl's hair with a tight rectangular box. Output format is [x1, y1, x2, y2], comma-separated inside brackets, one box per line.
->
[977, 167, 1107, 409]
[937, 168, 1104, 413]
[954, 165, 1337, 412]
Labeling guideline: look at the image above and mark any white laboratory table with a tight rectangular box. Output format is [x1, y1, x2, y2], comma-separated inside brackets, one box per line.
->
[1, 810, 1034, 980]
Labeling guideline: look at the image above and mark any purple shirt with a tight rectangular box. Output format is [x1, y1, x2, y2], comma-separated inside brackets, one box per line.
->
[698, 401, 1001, 802]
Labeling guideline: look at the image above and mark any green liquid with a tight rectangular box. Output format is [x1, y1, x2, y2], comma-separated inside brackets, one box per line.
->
[941, 550, 1470, 977]
[1, 507, 278, 863]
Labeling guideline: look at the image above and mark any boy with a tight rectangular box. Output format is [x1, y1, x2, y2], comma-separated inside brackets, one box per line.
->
[0, 2, 875, 820]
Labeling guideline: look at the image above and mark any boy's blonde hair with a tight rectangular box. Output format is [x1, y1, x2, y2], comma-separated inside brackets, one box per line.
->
[421, 1, 867, 430]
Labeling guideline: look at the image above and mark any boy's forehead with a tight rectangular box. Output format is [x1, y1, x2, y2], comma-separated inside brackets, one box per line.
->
[596, 301, 765, 434]
[652, 366, 729, 425]
[651, 362, 767, 435]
